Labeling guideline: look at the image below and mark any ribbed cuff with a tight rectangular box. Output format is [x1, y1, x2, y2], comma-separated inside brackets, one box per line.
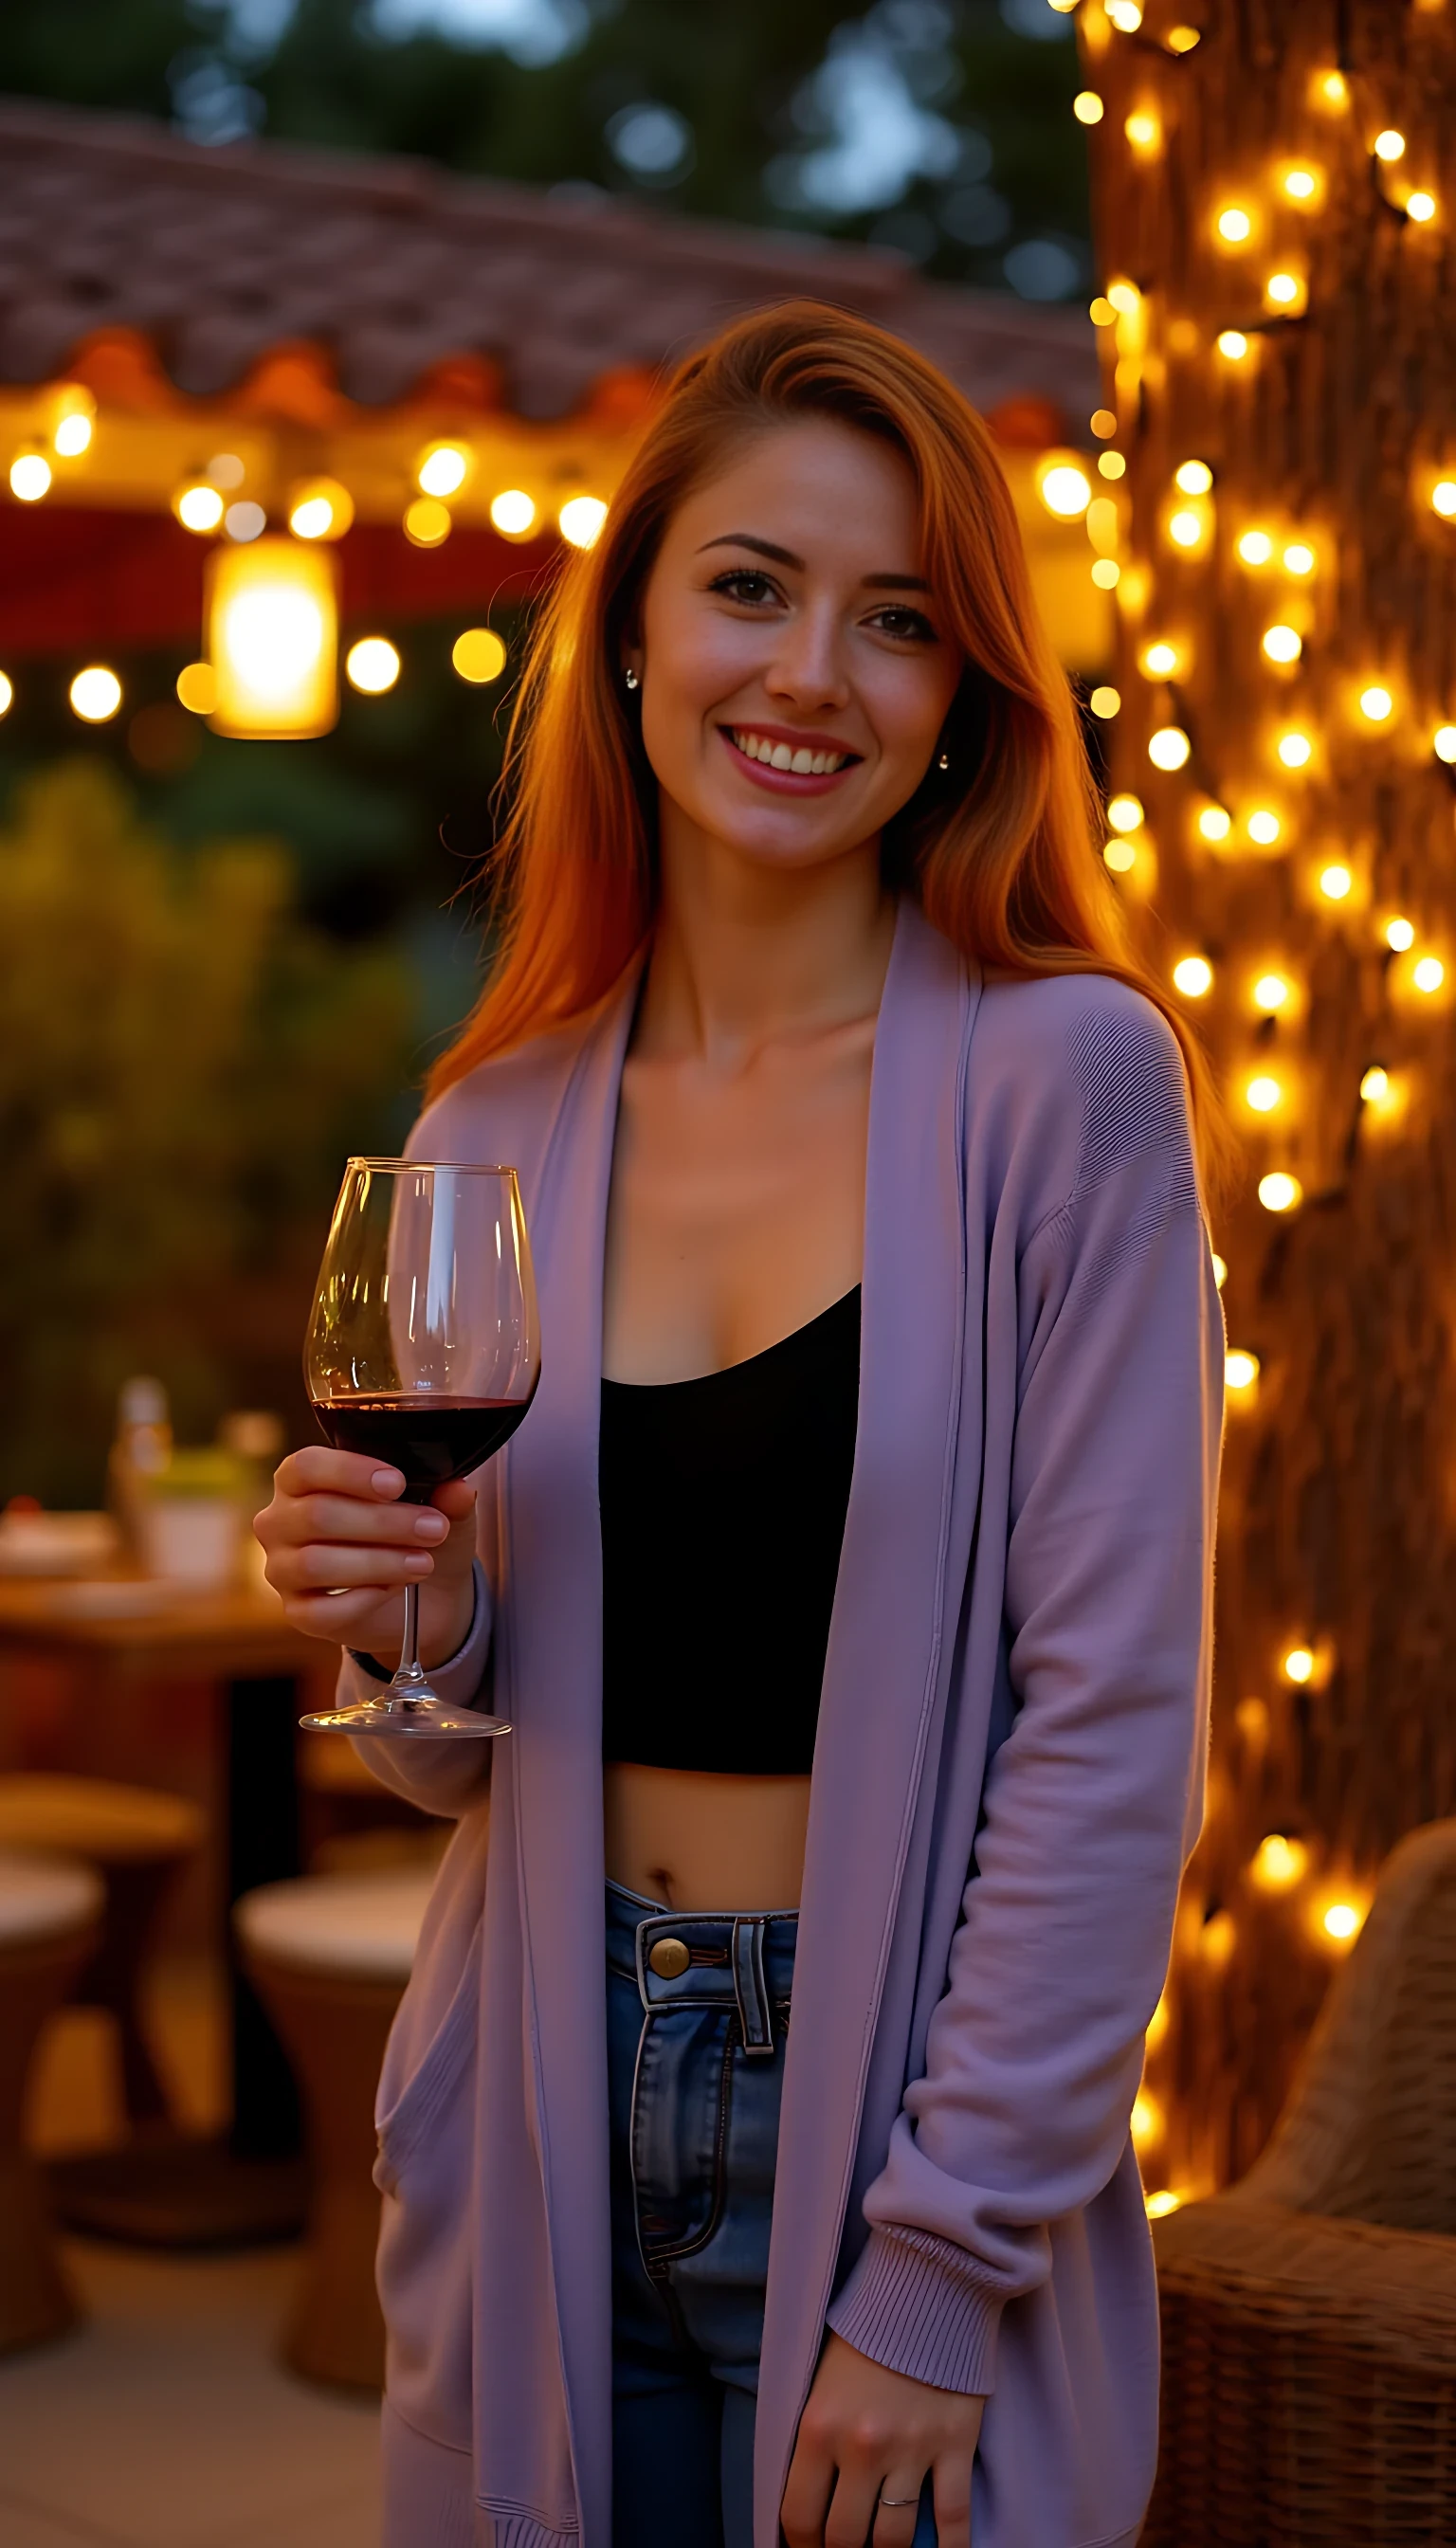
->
[827, 2226, 1003, 2396]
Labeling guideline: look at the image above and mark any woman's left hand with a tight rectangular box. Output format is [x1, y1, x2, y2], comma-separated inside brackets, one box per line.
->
[781, 2331, 984, 2547]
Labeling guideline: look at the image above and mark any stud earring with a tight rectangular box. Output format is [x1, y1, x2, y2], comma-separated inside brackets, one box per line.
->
[937, 749, 950, 771]
[624, 666, 640, 691]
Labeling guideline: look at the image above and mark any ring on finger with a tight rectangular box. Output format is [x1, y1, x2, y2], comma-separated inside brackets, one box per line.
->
[879, 2497, 919, 2510]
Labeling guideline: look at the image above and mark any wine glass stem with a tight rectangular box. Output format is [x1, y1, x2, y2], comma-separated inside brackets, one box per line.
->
[392, 1578, 427, 1708]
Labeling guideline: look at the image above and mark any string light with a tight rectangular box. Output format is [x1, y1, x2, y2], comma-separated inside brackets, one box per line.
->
[345, 637, 401, 696]
[1265, 270, 1305, 311]
[1211, 1253, 1228, 1289]
[416, 443, 470, 498]
[53, 410, 94, 459]
[404, 496, 452, 548]
[490, 488, 538, 537]
[175, 662, 217, 716]
[1414, 955, 1446, 992]
[69, 665, 122, 722]
[1263, 625, 1302, 664]
[558, 495, 609, 548]
[1253, 974, 1290, 1012]
[1246, 1074, 1283, 1112]
[1373, 130, 1407, 163]
[1166, 24, 1200, 51]
[0, 671, 12, 717]
[1251, 1834, 1308, 1890]
[1283, 1646, 1315, 1683]
[1106, 0, 1143, 27]
[1386, 918, 1415, 952]
[1226, 1350, 1260, 1392]
[175, 482, 226, 535]
[1197, 805, 1233, 842]
[1145, 2189, 1183, 2219]
[1278, 730, 1313, 768]
[1238, 530, 1275, 565]
[1360, 1066, 1391, 1103]
[1322, 1902, 1363, 1941]
[1038, 458, 1093, 519]
[1175, 460, 1214, 495]
[1104, 838, 1138, 874]
[1247, 810, 1282, 846]
[1130, 2092, 1162, 2150]
[1125, 110, 1162, 156]
[1173, 956, 1213, 996]
[1105, 282, 1141, 318]
[1089, 685, 1121, 718]
[1283, 542, 1317, 576]
[1320, 864, 1353, 901]
[1090, 559, 1121, 590]
[451, 628, 508, 684]
[1282, 166, 1319, 203]
[1149, 726, 1192, 770]
[1434, 726, 1456, 763]
[1358, 684, 1393, 722]
[1098, 451, 1127, 480]
[1431, 482, 1456, 519]
[1074, 93, 1105, 125]
[1168, 508, 1207, 549]
[9, 453, 51, 501]
[1090, 408, 1119, 438]
[287, 479, 354, 541]
[1107, 792, 1145, 833]
[1259, 1173, 1302, 1212]
[1407, 191, 1437, 223]
[1316, 70, 1349, 110]
[1200, 1911, 1237, 1969]
[1217, 331, 1251, 361]
[224, 501, 265, 543]
[1142, 641, 1182, 678]
[1089, 297, 1116, 327]
[1216, 205, 1254, 245]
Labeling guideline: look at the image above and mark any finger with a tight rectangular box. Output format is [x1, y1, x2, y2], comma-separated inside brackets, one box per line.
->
[931, 2451, 974, 2548]
[871, 2466, 930, 2548]
[269, 1494, 453, 1551]
[779, 2430, 834, 2548]
[274, 1446, 407, 1502]
[270, 1542, 436, 1593]
[825, 2462, 884, 2548]
[279, 1588, 401, 1644]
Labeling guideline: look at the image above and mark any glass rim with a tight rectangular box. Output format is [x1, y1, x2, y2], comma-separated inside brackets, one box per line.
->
[345, 1156, 520, 1176]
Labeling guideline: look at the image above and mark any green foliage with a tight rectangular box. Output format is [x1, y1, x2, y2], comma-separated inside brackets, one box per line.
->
[0, 760, 411, 1504]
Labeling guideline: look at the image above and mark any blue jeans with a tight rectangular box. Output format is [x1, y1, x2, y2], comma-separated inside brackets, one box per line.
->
[607, 1879, 937, 2548]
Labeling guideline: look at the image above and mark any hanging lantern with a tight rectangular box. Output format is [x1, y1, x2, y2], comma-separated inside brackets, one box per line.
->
[205, 537, 339, 739]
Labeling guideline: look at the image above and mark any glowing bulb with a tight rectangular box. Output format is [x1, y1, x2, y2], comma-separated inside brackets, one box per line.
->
[175, 482, 226, 534]
[1089, 297, 1116, 327]
[451, 627, 507, 685]
[1106, 0, 1142, 26]
[53, 412, 93, 458]
[1217, 330, 1250, 361]
[490, 488, 537, 537]
[1142, 643, 1180, 679]
[1201, 1912, 1236, 1968]
[1149, 726, 1191, 771]
[175, 661, 217, 716]
[1360, 1066, 1391, 1103]
[1374, 130, 1406, 163]
[1432, 482, 1456, 519]
[1098, 451, 1127, 480]
[1358, 685, 1393, 722]
[1211, 1253, 1228, 1289]
[1125, 111, 1161, 154]
[1320, 864, 1353, 901]
[1414, 956, 1446, 993]
[1225, 1350, 1260, 1391]
[1323, 1902, 1362, 1941]
[9, 453, 50, 501]
[559, 495, 609, 549]
[1283, 167, 1318, 202]
[404, 496, 452, 548]
[1074, 92, 1105, 125]
[1090, 409, 1118, 439]
[69, 665, 122, 722]
[417, 443, 469, 498]
[1145, 2189, 1183, 2219]
[1106, 282, 1141, 316]
[1238, 530, 1274, 566]
[1197, 806, 1232, 842]
[1283, 1646, 1315, 1684]
[1166, 25, 1200, 52]
[1174, 956, 1213, 996]
[1283, 543, 1316, 575]
[1169, 510, 1205, 549]
[1174, 460, 1214, 495]
[1246, 1074, 1283, 1113]
[1089, 685, 1121, 718]
[1216, 206, 1254, 245]
[1090, 558, 1121, 590]
[1434, 726, 1456, 763]
[1278, 731, 1313, 769]
[224, 500, 266, 543]
[1107, 792, 1145, 833]
[1264, 625, 1302, 664]
[1247, 810, 1282, 846]
[1259, 1173, 1302, 1212]
[0, 671, 11, 717]
[1408, 191, 1437, 223]
[1265, 270, 1301, 306]
[1103, 839, 1138, 874]
[1318, 71, 1348, 108]
[291, 497, 334, 539]
[1038, 462, 1093, 519]
[1252, 1834, 1308, 1891]
[287, 479, 353, 542]
[1386, 918, 1415, 951]
[1253, 974, 1290, 1012]
[345, 637, 401, 696]
[1130, 2092, 1161, 2150]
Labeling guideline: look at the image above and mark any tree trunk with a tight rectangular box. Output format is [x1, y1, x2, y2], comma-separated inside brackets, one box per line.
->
[1078, 0, 1456, 2198]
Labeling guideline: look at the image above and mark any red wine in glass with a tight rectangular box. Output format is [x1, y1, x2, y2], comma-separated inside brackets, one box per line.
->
[298, 1159, 540, 1740]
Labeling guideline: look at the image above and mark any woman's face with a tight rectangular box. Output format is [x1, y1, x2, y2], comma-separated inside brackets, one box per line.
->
[628, 419, 963, 878]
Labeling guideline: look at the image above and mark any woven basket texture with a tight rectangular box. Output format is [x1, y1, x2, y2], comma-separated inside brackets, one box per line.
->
[1142, 1819, 1456, 2545]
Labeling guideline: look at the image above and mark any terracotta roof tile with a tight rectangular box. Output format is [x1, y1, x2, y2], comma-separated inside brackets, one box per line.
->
[0, 94, 1097, 428]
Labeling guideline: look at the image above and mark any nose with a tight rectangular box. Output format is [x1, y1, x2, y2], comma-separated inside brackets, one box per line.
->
[762, 598, 851, 714]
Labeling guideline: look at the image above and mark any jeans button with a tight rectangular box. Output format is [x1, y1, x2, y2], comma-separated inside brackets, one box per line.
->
[647, 1936, 690, 1979]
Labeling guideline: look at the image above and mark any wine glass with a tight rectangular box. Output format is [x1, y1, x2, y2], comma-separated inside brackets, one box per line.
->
[298, 1158, 539, 1739]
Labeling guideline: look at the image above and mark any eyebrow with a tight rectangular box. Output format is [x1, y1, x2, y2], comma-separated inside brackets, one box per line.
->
[696, 532, 931, 592]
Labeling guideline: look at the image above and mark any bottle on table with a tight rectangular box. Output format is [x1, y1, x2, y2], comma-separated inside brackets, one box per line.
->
[108, 1376, 173, 1563]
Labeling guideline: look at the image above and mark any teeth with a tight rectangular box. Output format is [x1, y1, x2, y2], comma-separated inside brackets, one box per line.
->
[730, 729, 848, 774]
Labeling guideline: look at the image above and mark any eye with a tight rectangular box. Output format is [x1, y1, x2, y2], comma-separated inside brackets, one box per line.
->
[865, 604, 937, 643]
[706, 568, 782, 607]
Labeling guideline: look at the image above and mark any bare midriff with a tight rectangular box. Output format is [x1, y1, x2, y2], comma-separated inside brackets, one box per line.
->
[604, 1761, 812, 1910]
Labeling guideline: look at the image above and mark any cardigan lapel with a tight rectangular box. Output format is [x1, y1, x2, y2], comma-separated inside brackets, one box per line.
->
[754, 902, 982, 2521]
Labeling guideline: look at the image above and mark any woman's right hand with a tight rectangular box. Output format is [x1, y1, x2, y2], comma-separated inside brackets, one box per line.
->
[254, 1449, 479, 1670]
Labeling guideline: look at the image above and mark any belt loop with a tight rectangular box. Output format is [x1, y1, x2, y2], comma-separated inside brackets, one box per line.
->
[732, 1916, 774, 2056]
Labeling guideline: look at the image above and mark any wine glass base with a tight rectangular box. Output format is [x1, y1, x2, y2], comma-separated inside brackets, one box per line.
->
[299, 1700, 511, 1740]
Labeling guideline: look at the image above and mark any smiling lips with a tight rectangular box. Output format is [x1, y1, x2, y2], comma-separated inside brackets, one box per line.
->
[721, 724, 861, 790]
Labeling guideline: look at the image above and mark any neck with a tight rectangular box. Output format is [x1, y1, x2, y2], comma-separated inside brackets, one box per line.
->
[636, 809, 896, 1065]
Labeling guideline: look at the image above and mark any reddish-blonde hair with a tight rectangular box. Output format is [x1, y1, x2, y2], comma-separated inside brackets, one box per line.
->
[429, 300, 1222, 1184]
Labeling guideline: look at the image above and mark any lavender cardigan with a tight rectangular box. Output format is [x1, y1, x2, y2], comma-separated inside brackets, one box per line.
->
[341, 900, 1223, 2548]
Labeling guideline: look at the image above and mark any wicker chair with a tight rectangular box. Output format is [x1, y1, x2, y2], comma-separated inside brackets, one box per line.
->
[1143, 1817, 1456, 2547]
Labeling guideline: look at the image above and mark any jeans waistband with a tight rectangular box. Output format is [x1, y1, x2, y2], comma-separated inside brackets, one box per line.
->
[606, 1877, 797, 2058]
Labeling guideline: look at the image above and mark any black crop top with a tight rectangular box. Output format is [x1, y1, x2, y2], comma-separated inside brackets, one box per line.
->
[599, 1287, 861, 1774]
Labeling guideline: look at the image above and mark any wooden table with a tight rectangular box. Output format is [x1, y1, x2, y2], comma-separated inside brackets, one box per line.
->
[0, 1574, 333, 2244]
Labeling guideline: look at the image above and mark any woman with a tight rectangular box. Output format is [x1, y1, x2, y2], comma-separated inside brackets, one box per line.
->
[258, 302, 1223, 2548]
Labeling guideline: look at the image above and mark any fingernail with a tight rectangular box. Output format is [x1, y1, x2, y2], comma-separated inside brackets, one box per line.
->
[414, 1512, 447, 1540]
[404, 1552, 432, 1574]
[372, 1468, 405, 1495]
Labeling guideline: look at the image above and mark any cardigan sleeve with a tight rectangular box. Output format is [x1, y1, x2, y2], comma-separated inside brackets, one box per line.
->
[828, 998, 1222, 2395]
[339, 1556, 497, 1816]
